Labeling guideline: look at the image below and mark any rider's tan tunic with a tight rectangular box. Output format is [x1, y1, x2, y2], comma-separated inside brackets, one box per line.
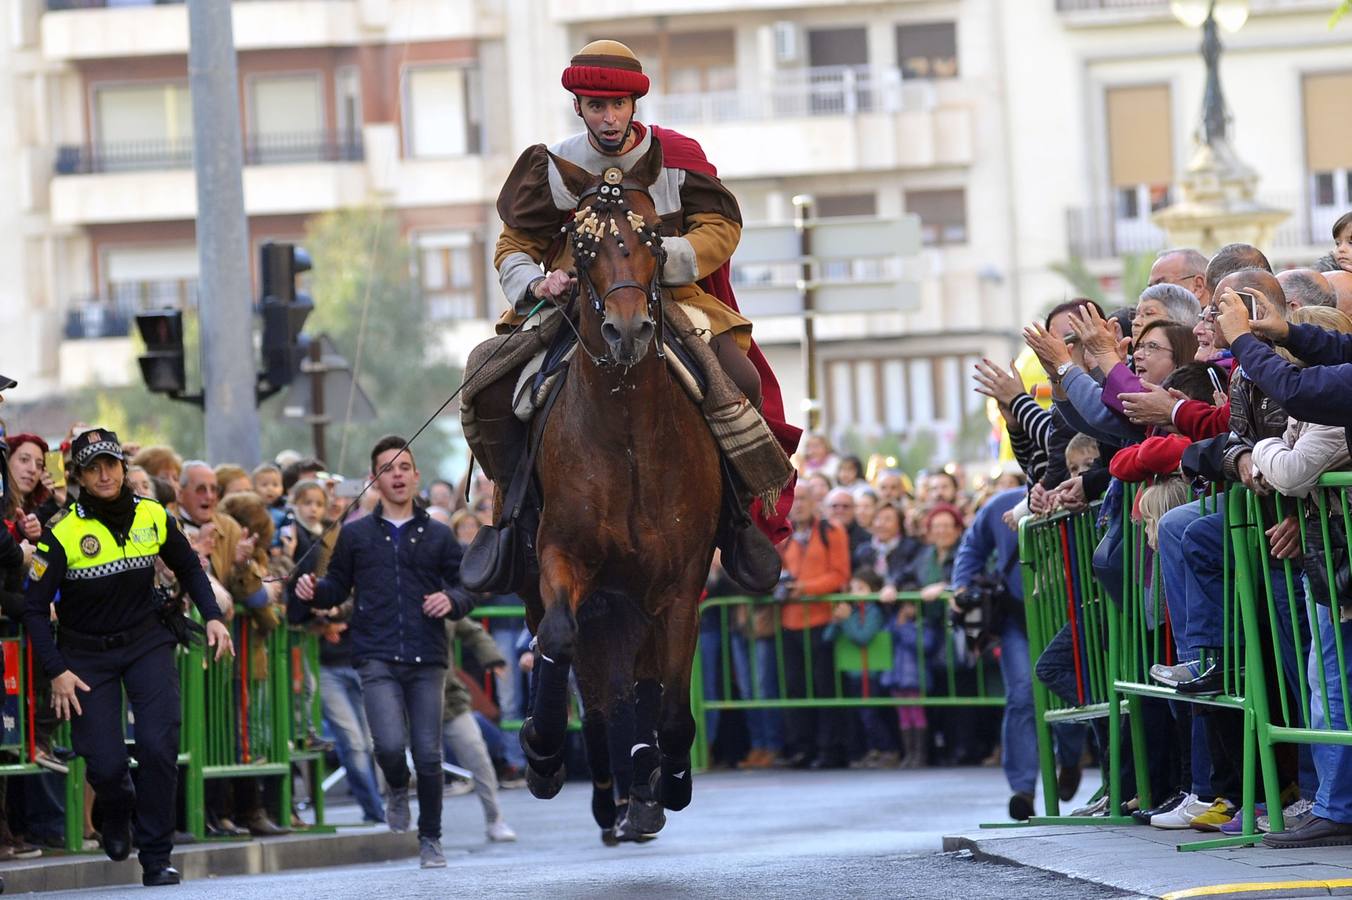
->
[494, 124, 752, 351]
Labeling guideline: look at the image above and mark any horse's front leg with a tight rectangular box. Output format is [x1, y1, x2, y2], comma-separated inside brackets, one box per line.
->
[656, 576, 706, 812]
[520, 545, 588, 800]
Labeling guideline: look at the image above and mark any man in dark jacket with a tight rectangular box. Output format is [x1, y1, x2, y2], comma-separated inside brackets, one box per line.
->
[296, 435, 471, 869]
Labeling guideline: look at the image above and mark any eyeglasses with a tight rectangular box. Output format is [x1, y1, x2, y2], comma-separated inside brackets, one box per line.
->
[192, 484, 219, 496]
[828, 502, 853, 509]
[1134, 341, 1173, 357]
[1200, 308, 1218, 323]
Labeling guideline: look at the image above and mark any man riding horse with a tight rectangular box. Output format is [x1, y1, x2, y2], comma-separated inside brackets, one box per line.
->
[479, 39, 800, 582]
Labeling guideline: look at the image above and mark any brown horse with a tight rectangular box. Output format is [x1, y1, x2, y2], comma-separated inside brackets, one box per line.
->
[517, 139, 721, 841]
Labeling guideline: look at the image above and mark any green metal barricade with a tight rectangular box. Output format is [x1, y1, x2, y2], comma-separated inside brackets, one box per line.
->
[1024, 484, 1321, 849]
[180, 617, 328, 839]
[689, 592, 1005, 771]
[1022, 502, 1144, 825]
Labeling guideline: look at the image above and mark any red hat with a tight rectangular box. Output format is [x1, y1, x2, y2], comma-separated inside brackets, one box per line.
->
[562, 40, 650, 99]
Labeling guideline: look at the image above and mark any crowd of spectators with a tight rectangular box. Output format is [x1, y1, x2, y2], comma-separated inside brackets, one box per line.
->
[8, 219, 1352, 857]
[955, 216, 1352, 848]
[0, 423, 523, 859]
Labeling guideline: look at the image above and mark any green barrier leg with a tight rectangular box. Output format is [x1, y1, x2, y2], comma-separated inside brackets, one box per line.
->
[65, 756, 85, 852]
[1125, 693, 1151, 812]
[1022, 520, 1062, 818]
[1231, 492, 1287, 839]
[185, 642, 206, 839]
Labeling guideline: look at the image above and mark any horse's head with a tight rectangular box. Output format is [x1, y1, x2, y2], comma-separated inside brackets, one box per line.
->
[551, 141, 666, 367]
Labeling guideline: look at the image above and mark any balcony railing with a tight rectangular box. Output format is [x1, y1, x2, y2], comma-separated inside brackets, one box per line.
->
[64, 279, 196, 340]
[1066, 191, 1332, 260]
[646, 65, 936, 128]
[64, 305, 130, 340]
[54, 130, 363, 175]
[1054, 0, 1166, 10]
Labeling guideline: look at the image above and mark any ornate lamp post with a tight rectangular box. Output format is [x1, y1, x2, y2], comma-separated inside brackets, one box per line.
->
[1153, 0, 1287, 253]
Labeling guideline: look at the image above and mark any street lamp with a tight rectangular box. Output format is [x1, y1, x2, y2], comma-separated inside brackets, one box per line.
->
[1170, 0, 1250, 147]
[1153, 0, 1284, 257]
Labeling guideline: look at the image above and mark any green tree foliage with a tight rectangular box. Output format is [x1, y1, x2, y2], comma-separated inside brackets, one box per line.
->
[259, 206, 462, 475]
[63, 207, 462, 476]
[1046, 251, 1152, 320]
[1334, 1, 1351, 26]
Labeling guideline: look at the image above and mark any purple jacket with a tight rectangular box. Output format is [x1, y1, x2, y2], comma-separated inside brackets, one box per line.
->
[1102, 362, 1144, 417]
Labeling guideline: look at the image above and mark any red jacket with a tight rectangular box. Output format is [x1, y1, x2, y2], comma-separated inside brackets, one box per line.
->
[1108, 434, 1192, 482]
[1173, 399, 1230, 441]
[778, 519, 851, 630]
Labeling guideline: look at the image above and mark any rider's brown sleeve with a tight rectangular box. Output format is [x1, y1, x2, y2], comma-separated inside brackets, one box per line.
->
[681, 212, 741, 280]
[494, 224, 555, 270]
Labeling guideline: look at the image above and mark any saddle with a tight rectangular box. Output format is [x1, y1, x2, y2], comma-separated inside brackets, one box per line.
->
[459, 300, 791, 595]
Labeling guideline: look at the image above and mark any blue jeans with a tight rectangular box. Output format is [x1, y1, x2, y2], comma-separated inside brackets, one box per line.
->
[1183, 511, 1316, 797]
[1307, 603, 1352, 822]
[1000, 612, 1040, 795]
[358, 659, 446, 840]
[319, 664, 385, 822]
[489, 619, 526, 722]
[1028, 622, 1089, 773]
[699, 609, 723, 747]
[1159, 500, 1206, 658]
[731, 633, 783, 751]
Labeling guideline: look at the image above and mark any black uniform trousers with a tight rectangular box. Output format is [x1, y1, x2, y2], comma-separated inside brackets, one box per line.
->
[64, 623, 180, 870]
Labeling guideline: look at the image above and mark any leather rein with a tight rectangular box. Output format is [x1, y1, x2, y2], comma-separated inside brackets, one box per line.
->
[559, 170, 668, 369]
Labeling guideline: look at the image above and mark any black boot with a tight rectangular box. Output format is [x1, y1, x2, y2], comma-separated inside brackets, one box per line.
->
[142, 866, 181, 887]
[716, 462, 781, 593]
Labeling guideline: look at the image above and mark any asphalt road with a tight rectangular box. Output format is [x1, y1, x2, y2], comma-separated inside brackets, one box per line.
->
[51, 768, 1134, 899]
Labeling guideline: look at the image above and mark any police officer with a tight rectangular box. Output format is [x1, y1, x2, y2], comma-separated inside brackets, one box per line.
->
[22, 428, 233, 887]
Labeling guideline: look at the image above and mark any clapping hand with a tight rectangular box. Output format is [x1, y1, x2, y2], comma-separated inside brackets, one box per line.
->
[973, 358, 1027, 406]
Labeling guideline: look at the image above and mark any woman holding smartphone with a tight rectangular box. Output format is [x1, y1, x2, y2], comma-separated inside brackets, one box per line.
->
[5, 434, 61, 541]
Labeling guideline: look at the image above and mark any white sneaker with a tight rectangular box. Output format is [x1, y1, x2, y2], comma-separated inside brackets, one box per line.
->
[1070, 795, 1110, 817]
[486, 818, 517, 842]
[1150, 793, 1210, 829]
[445, 778, 474, 798]
[1149, 661, 1202, 688]
[1259, 797, 1315, 834]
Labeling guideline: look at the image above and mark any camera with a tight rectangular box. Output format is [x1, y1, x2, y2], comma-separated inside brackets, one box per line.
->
[771, 571, 794, 602]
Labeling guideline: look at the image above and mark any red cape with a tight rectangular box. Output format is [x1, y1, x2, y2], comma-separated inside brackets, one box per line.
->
[651, 125, 801, 542]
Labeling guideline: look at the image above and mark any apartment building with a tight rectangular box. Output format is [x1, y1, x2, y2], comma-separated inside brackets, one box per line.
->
[1007, 0, 1352, 297]
[9, 0, 1350, 457]
[10, 0, 506, 396]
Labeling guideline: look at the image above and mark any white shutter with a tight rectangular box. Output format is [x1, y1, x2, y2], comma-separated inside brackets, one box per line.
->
[407, 67, 467, 158]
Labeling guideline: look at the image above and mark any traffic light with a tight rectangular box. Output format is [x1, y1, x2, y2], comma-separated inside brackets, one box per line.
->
[135, 310, 186, 396]
[258, 242, 313, 393]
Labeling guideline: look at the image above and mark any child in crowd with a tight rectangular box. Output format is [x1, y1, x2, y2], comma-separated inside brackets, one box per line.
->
[1332, 210, 1352, 274]
[880, 566, 939, 769]
[827, 568, 897, 768]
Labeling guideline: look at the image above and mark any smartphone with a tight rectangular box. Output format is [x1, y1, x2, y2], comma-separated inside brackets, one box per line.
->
[44, 450, 66, 488]
[1234, 289, 1259, 320]
[1206, 366, 1226, 398]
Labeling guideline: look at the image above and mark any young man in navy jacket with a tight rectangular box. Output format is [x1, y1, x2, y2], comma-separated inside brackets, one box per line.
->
[297, 435, 472, 868]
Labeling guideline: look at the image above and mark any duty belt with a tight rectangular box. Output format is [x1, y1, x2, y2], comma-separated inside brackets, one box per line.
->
[58, 615, 163, 653]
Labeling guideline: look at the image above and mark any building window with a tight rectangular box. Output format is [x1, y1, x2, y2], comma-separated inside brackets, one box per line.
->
[93, 82, 193, 171]
[1303, 72, 1352, 243]
[248, 73, 325, 164]
[906, 188, 967, 247]
[895, 22, 958, 79]
[404, 66, 474, 158]
[417, 232, 479, 321]
[814, 193, 877, 218]
[336, 66, 363, 148]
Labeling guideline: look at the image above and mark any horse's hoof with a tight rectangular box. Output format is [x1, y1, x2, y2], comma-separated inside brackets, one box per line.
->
[613, 811, 660, 844]
[660, 758, 693, 811]
[622, 797, 666, 835]
[526, 761, 566, 800]
[600, 828, 619, 847]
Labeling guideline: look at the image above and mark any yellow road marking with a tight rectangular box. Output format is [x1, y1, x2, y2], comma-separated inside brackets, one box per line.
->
[1163, 878, 1352, 899]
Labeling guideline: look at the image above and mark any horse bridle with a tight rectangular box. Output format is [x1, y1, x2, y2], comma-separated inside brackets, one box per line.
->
[561, 168, 667, 367]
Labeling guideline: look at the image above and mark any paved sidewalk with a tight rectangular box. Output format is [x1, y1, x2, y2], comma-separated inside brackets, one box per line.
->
[0, 807, 416, 894]
[945, 822, 1352, 900]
